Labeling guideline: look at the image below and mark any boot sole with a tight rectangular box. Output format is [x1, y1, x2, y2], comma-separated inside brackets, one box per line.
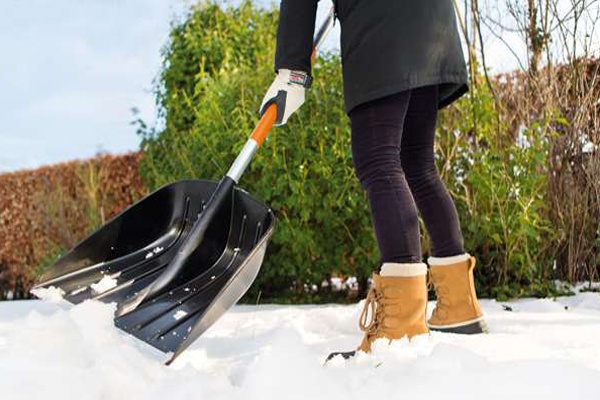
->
[428, 318, 488, 334]
[324, 350, 358, 363]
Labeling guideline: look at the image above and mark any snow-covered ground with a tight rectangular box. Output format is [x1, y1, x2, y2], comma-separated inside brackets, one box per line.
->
[2, 292, 600, 400]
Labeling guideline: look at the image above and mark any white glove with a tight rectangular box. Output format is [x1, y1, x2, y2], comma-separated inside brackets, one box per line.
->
[259, 69, 312, 126]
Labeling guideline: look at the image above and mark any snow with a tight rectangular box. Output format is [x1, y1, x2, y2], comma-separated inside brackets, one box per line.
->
[173, 310, 188, 321]
[90, 275, 118, 294]
[1, 293, 600, 399]
[29, 286, 65, 303]
[145, 246, 164, 259]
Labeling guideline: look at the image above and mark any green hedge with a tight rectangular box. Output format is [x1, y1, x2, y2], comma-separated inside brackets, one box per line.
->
[137, 1, 565, 302]
[436, 88, 558, 299]
[138, 1, 375, 303]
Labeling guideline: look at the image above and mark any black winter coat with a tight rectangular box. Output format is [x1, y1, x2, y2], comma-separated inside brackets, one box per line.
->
[275, 0, 468, 113]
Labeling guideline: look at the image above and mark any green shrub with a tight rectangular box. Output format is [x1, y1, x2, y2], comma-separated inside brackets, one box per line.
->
[437, 87, 560, 299]
[138, 1, 376, 302]
[138, 1, 565, 302]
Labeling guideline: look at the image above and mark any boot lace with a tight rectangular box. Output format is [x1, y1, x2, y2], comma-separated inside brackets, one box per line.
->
[432, 279, 450, 318]
[359, 286, 385, 337]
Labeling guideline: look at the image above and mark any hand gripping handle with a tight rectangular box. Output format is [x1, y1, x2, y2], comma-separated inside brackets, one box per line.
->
[250, 6, 336, 148]
[226, 6, 335, 182]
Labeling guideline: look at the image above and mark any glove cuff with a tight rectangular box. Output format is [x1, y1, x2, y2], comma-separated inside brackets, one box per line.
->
[278, 69, 312, 89]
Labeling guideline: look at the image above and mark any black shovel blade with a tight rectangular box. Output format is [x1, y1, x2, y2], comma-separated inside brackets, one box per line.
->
[34, 179, 275, 360]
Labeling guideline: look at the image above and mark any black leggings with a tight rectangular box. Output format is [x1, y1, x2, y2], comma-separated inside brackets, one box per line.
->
[349, 85, 464, 264]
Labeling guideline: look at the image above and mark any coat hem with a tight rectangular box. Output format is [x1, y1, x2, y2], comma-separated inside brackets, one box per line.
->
[344, 73, 468, 114]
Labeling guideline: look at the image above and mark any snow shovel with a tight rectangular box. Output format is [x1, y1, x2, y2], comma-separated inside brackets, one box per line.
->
[33, 8, 336, 364]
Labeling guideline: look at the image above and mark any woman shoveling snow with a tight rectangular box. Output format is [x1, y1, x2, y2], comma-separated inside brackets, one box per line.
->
[259, 0, 487, 360]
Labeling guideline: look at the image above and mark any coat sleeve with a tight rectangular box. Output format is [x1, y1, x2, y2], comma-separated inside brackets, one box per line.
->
[274, 0, 319, 76]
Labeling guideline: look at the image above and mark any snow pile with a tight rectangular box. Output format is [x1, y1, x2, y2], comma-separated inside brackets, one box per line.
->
[29, 286, 65, 303]
[1, 293, 600, 399]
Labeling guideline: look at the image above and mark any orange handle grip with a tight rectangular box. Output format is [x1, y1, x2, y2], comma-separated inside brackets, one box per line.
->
[250, 104, 278, 147]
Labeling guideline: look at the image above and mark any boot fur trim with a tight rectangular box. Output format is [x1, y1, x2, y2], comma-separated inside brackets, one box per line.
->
[427, 253, 470, 266]
[380, 262, 427, 277]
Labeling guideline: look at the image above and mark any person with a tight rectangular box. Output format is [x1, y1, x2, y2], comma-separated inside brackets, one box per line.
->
[260, 0, 487, 359]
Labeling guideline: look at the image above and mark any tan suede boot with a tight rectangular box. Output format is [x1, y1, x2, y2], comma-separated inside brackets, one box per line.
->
[427, 254, 488, 334]
[326, 270, 429, 361]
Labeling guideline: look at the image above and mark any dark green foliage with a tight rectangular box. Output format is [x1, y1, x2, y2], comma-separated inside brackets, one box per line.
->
[437, 87, 564, 300]
[137, 1, 568, 302]
[138, 1, 376, 303]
